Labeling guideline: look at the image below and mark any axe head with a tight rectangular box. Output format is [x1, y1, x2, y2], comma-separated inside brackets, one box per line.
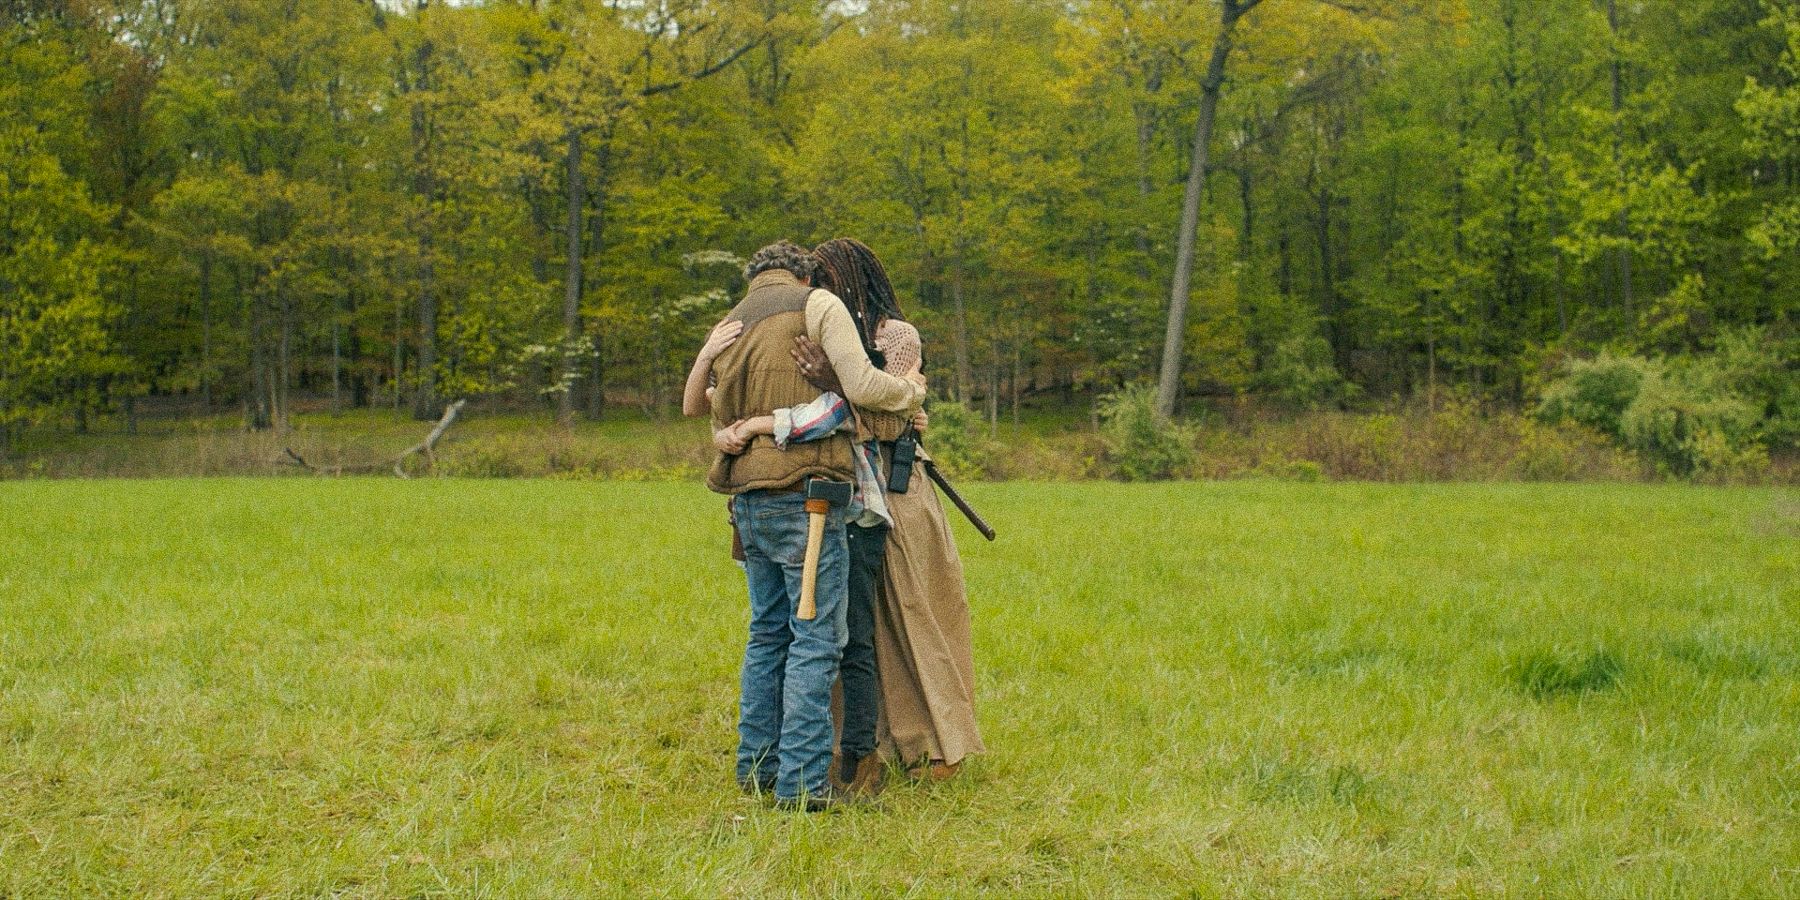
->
[804, 478, 853, 507]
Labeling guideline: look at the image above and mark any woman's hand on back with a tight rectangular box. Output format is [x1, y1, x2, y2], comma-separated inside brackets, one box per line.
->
[791, 336, 843, 394]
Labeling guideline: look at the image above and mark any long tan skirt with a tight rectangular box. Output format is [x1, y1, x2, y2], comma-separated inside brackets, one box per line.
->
[873, 458, 985, 766]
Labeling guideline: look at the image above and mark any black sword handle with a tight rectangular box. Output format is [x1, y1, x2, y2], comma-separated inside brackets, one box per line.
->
[923, 460, 996, 541]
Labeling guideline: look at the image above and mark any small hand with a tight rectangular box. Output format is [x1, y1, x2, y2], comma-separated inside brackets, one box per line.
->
[700, 319, 744, 362]
[791, 336, 841, 393]
[911, 409, 929, 433]
[714, 419, 750, 455]
[902, 358, 927, 391]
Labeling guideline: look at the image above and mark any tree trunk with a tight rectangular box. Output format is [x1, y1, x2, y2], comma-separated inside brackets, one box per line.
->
[1314, 182, 1335, 325]
[950, 251, 971, 402]
[651, 290, 667, 418]
[392, 282, 405, 412]
[986, 356, 999, 436]
[347, 277, 367, 407]
[1541, 152, 1569, 335]
[1011, 341, 1022, 428]
[199, 251, 213, 413]
[1426, 327, 1438, 412]
[1277, 227, 1292, 297]
[276, 287, 292, 432]
[1238, 156, 1255, 260]
[1608, 0, 1633, 325]
[585, 131, 613, 420]
[1133, 98, 1157, 280]
[413, 224, 437, 421]
[950, 80, 975, 403]
[409, 33, 439, 421]
[1452, 80, 1471, 386]
[331, 301, 342, 415]
[1155, 0, 1256, 419]
[246, 271, 271, 431]
[558, 125, 584, 426]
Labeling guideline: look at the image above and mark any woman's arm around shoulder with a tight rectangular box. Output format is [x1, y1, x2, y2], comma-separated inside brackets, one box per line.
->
[805, 290, 925, 414]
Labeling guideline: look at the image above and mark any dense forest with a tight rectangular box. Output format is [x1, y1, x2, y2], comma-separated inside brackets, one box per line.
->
[2, 0, 1795, 456]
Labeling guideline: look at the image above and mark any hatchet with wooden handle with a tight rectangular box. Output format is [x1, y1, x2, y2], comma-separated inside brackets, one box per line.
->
[797, 479, 853, 620]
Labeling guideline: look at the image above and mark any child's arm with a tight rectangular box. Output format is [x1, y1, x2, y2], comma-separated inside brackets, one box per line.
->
[716, 392, 851, 454]
[731, 415, 777, 440]
[683, 319, 744, 418]
[772, 392, 850, 448]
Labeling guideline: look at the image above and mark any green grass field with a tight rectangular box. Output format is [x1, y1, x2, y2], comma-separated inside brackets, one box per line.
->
[2, 480, 1796, 896]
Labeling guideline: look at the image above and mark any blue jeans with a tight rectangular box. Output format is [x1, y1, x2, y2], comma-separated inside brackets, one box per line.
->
[732, 489, 848, 800]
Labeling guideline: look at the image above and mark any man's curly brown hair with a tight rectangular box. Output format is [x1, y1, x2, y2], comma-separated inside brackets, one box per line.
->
[743, 240, 820, 283]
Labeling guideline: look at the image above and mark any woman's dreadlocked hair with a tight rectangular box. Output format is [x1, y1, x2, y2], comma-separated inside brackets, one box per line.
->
[812, 238, 907, 367]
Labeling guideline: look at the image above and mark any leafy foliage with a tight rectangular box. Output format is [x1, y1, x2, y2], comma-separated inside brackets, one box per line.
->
[1618, 359, 1768, 480]
[1097, 382, 1197, 481]
[1536, 337, 1789, 480]
[0, 0, 1794, 462]
[1534, 352, 1654, 438]
[1256, 322, 1355, 411]
[918, 399, 988, 481]
[0, 17, 122, 439]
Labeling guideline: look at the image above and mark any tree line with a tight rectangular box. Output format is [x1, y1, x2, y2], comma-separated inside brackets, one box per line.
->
[2, 0, 1795, 445]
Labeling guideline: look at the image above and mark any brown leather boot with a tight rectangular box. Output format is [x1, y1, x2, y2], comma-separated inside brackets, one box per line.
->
[829, 752, 851, 791]
[927, 760, 961, 782]
[848, 753, 885, 795]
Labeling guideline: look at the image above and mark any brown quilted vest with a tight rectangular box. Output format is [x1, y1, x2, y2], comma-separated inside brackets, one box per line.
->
[705, 271, 856, 495]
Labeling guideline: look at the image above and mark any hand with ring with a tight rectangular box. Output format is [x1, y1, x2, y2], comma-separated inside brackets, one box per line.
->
[791, 336, 842, 394]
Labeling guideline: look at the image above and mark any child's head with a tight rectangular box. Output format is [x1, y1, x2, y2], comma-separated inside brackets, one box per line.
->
[875, 320, 921, 375]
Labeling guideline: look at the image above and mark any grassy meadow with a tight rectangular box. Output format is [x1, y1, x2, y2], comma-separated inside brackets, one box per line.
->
[1, 479, 1796, 896]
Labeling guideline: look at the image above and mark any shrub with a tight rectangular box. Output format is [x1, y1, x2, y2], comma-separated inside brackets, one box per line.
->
[1537, 348, 1775, 481]
[919, 399, 988, 480]
[1713, 326, 1800, 453]
[1618, 359, 1765, 479]
[1534, 352, 1654, 438]
[1096, 383, 1198, 481]
[1297, 412, 1401, 479]
[1507, 418, 1638, 482]
[1257, 326, 1353, 410]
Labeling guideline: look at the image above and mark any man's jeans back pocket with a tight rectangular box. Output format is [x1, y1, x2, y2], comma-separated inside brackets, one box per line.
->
[755, 505, 811, 567]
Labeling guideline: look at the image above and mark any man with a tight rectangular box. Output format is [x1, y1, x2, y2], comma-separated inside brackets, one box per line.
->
[704, 240, 925, 810]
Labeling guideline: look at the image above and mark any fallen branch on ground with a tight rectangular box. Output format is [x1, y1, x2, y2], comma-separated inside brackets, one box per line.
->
[394, 399, 466, 478]
[278, 399, 467, 478]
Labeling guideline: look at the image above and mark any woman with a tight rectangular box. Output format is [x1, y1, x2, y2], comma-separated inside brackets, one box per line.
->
[799, 238, 984, 783]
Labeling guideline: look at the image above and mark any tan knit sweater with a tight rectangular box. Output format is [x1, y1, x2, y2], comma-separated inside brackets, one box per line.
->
[861, 319, 923, 443]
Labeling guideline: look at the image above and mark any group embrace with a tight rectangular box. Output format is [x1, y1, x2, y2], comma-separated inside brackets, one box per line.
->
[684, 239, 983, 811]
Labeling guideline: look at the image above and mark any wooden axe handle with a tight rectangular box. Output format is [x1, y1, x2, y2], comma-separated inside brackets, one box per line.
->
[797, 498, 829, 620]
